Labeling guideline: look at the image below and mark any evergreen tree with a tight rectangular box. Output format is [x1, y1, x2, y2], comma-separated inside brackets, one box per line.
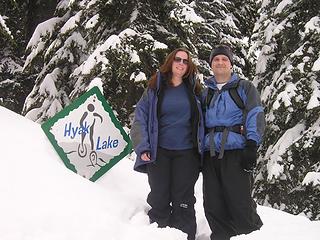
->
[252, 0, 320, 220]
[0, 0, 33, 113]
[233, 0, 260, 79]
[0, 0, 57, 113]
[22, 0, 254, 126]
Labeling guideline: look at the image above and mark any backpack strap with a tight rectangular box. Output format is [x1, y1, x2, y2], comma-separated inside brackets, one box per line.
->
[206, 87, 214, 108]
[228, 79, 245, 110]
[229, 79, 247, 137]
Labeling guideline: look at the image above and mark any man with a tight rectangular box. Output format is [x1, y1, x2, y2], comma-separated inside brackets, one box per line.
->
[202, 44, 265, 240]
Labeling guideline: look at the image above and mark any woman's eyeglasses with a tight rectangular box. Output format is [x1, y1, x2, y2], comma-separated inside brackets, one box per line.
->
[174, 56, 189, 65]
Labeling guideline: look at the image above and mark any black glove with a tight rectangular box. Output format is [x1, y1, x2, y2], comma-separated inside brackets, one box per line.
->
[241, 140, 258, 172]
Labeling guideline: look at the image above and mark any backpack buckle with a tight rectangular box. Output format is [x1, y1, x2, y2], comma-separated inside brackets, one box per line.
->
[240, 125, 244, 135]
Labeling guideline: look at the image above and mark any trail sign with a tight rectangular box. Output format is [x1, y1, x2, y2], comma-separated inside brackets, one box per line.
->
[42, 86, 132, 181]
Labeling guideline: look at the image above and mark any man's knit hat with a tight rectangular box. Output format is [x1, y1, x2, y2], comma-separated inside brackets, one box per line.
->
[209, 44, 233, 65]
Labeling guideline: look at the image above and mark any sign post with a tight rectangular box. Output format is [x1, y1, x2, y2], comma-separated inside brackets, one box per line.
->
[42, 86, 132, 181]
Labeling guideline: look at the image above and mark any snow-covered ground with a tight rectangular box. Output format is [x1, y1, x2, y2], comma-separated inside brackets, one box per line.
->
[0, 106, 319, 240]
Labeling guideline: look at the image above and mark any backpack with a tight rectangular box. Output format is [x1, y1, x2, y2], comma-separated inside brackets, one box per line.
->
[205, 79, 247, 158]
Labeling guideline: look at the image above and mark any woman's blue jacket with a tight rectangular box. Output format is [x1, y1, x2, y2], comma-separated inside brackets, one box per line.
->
[130, 72, 204, 173]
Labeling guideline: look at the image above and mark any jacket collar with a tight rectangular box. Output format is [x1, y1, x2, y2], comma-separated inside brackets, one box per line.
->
[155, 71, 162, 91]
[205, 73, 239, 90]
[156, 71, 198, 93]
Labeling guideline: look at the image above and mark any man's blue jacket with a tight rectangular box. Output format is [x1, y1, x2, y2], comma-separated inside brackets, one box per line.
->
[130, 72, 204, 173]
[203, 73, 265, 152]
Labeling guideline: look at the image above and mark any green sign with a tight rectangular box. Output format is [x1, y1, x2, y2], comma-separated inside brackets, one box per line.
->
[42, 86, 132, 181]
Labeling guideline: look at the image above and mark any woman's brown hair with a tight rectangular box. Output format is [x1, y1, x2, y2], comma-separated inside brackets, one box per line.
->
[148, 48, 201, 95]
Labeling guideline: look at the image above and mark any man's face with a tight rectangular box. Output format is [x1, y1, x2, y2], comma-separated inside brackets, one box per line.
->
[211, 54, 232, 77]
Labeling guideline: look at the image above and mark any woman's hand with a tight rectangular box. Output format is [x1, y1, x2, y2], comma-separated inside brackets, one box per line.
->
[141, 152, 151, 161]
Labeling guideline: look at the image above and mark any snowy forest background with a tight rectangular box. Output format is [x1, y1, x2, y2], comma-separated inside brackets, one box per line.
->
[0, 0, 319, 221]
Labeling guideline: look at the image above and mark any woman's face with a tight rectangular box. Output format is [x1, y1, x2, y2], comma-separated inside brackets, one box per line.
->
[171, 51, 189, 78]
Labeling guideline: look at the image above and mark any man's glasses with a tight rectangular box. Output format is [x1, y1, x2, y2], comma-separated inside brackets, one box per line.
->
[174, 56, 189, 65]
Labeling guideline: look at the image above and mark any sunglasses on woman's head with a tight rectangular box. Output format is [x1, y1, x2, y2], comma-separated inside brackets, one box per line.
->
[174, 56, 189, 65]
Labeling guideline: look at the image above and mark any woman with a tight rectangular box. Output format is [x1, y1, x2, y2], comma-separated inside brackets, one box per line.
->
[130, 48, 204, 240]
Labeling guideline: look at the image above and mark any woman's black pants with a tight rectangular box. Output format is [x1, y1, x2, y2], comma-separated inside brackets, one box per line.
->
[146, 147, 200, 240]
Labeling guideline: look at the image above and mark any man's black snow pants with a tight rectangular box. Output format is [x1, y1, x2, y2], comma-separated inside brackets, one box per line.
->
[202, 150, 263, 240]
[146, 147, 200, 240]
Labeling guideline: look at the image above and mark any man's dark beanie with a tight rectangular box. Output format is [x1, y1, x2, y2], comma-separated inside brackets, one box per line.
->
[209, 44, 233, 65]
